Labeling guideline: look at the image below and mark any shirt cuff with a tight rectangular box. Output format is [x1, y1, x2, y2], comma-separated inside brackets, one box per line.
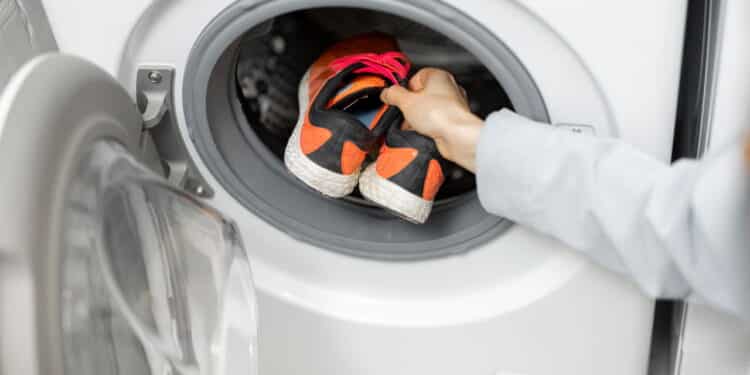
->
[476, 109, 552, 218]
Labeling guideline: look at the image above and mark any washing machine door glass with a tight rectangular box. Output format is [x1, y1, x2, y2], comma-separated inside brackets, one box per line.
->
[68, 141, 258, 375]
[0, 55, 257, 375]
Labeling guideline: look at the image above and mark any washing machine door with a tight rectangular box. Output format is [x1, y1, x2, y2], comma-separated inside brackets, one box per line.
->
[0, 54, 258, 375]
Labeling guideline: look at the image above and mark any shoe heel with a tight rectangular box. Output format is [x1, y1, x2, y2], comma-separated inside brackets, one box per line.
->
[284, 70, 360, 198]
[284, 122, 359, 198]
[358, 163, 433, 223]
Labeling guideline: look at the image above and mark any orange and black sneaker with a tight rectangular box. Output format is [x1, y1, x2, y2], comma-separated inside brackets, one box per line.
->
[284, 33, 411, 198]
[359, 123, 446, 224]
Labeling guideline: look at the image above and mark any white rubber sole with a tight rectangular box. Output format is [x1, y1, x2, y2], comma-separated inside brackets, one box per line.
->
[284, 71, 359, 198]
[358, 163, 433, 224]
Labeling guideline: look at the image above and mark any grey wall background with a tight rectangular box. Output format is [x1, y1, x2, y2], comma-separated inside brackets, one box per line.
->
[0, 0, 56, 90]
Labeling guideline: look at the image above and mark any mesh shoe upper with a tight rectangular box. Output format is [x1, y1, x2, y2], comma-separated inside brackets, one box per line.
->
[299, 33, 410, 175]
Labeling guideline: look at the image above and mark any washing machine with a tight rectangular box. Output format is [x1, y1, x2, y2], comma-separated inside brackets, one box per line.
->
[0, 0, 690, 374]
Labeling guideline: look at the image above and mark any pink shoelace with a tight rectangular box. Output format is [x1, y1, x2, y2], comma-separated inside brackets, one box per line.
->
[329, 52, 411, 85]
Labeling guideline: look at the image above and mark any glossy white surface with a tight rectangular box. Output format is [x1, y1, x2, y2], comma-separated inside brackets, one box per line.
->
[40, 0, 688, 373]
[519, 1, 686, 161]
[706, 0, 750, 149]
[680, 305, 750, 375]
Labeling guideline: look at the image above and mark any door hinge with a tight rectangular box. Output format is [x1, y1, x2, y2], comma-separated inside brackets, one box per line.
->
[136, 67, 214, 198]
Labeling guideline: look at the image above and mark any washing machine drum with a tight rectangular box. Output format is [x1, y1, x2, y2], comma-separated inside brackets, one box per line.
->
[0, 55, 258, 375]
[183, 6, 547, 260]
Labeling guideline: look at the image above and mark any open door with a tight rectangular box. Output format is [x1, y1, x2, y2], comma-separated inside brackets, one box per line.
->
[0, 54, 258, 375]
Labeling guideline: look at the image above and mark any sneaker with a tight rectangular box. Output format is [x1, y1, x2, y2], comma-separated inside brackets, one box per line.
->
[284, 33, 411, 198]
[359, 124, 446, 224]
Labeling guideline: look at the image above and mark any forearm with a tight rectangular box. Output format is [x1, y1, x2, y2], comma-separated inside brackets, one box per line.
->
[432, 110, 483, 172]
[475, 109, 671, 271]
[476, 109, 750, 319]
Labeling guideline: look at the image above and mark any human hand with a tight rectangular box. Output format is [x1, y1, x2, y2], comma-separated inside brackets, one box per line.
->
[380, 68, 483, 172]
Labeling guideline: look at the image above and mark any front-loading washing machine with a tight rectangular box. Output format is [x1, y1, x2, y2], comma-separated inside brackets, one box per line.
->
[1, 0, 689, 374]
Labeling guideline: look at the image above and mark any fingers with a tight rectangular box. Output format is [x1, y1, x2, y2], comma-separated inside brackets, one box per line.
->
[382, 67, 465, 111]
[410, 68, 465, 103]
[408, 69, 427, 91]
[409, 68, 455, 90]
[380, 85, 414, 107]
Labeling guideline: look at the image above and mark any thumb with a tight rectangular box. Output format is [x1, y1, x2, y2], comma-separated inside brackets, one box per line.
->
[380, 85, 414, 108]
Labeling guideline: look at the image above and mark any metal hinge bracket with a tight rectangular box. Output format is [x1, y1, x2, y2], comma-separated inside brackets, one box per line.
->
[136, 67, 214, 198]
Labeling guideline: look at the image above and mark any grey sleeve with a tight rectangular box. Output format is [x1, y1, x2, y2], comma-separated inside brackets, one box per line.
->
[476, 109, 750, 320]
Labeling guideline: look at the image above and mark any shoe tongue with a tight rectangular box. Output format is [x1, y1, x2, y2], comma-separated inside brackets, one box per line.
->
[328, 75, 387, 109]
[328, 75, 388, 129]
